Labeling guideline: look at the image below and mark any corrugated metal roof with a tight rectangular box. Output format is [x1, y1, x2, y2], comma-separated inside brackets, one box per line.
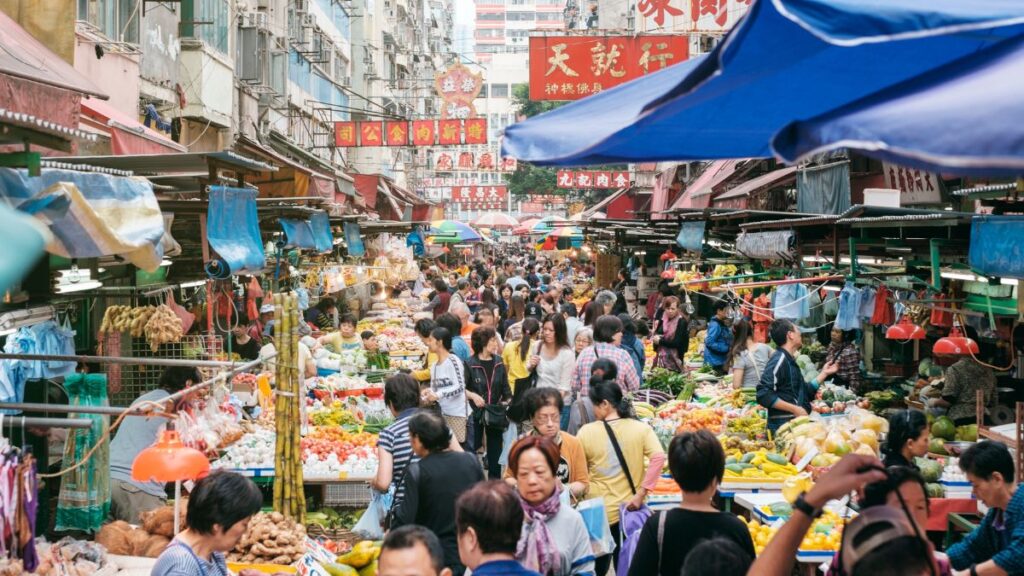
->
[740, 215, 840, 230]
[951, 182, 1017, 197]
[836, 212, 973, 225]
[55, 152, 278, 174]
[715, 166, 798, 201]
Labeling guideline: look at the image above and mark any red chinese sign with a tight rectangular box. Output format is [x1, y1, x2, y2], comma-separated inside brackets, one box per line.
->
[451, 186, 508, 210]
[333, 119, 488, 147]
[529, 35, 688, 101]
[556, 170, 630, 189]
[432, 150, 516, 172]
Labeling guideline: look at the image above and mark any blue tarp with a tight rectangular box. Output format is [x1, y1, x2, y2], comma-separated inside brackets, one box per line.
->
[502, 0, 1024, 168]
[0, 168, 166, 270]
[344, 222, 365, 257]
[969, 216, 1024, 279]
[0, 204, 47, 294]
[205, 186, 265, 278]
[773, 32, 1024, 175]
[676, 221, 705, 253]
[280, 211, 333, 253]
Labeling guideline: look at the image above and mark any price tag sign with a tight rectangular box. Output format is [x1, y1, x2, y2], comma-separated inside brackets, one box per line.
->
[338, 471, 349, 480]
[796, 447, 819, 471]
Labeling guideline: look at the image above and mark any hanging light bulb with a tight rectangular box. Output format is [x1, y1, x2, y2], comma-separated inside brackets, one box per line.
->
[933, 324, 980, 356]
[885, 315, 925, 340]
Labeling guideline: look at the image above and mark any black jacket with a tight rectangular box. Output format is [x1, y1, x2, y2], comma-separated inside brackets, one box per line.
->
[466, 355, 512, 404]
[654, 316, 689, 357]
[756, 348, 815, 423]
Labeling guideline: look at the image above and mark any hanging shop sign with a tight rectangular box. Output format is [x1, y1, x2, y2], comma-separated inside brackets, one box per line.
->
[435, 63, 485, 119]
[420, 177, 481, 187]
[521, 194, 568, 214]
[334, 118, 488, 147]
[556, 170, 631, 189]
[451, 186, 508, 211]
[529, 35, 688, 101]
[630, 0, 752, 33]
[881, 162, 944, 205]
[432, 150, 518, 172]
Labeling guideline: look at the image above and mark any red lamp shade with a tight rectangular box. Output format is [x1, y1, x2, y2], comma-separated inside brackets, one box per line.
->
[932, 326, 980, 356]
[132, 429, 211, 483]
[885, 316, 925, 340]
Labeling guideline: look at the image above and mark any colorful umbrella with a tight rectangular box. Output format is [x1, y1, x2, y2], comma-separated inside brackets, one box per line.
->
[513, 218, 541, 235]
[545, 225, 583, 238]
[532, 215, 570, 233]
[429, 220, 482, 242]
[474, 212, 520, 229]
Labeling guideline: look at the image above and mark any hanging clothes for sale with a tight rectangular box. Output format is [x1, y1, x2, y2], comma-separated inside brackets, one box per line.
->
[0, 320, 76, 413]
[0, 426, 39, 572]
[931, 293, 953, 328]
[858, 286, 877, 320]
[55, 373, 110, 534]
[800, 288, 824, 330]
[822, 290, 840, 318]
[773, 283, 809, 320]
[752, 293, 773, 343]
[870, 285, 895, 325]
[835, 283, 863, 331]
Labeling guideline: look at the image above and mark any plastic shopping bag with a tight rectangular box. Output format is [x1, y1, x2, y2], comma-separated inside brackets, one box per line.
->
[616, 504, 653, 576]
[576, 497, 616, 558]
[353, 488, 393, 540]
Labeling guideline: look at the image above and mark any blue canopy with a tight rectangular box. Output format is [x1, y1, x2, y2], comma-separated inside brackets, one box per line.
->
[279, 211, 333, 253]
[502, 0, 1024, 167]
[773, 33, 1024, 175]
[205, 186, 266, 278]
[0, 204, 47, 294]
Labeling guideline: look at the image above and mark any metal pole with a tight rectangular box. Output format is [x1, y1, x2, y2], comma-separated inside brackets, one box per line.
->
[0, 402, 134, 416]
[3, 416, 94, 429]
[0, 353, 249, 369]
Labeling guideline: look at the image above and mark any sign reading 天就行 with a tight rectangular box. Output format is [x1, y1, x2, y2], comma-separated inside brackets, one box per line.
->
[529, 35, 688, 101]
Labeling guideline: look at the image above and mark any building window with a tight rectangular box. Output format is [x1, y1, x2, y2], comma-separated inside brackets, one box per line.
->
[477, 12, 505, 20]
[478, 84, 488, 97]
[490, 84, 509, 98]
[506, 10, 535, 19]
[182, 0, 229, 54]
[77, 0, 140, 43]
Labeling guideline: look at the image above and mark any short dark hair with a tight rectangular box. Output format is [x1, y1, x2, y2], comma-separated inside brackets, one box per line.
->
[414, 318, 436, 338]
[524, 386, 564, 417]
[185, 470, 263, 534]
[433, 278, 448, 293]
[455, 481, 524, 555]
[617, 313, 636, 335]
[159, 366, 202, 393]
[436, 313, 462, 337]
[593, 315, 623, 343]
[408, 411, 451, 453]
[561, 302, 578, 318]
[382, 526, 446, 574]
[960, 441, 1015, 483]
[860, 466, 929, 510]
[339, 313, 357, 327]
[360, 330, 375, 341]
[769, 318, 796, 347]
[590, 357, 618, 382]
[669, 430, 726, 492]
[430, 327, 453, 352]
[471, 326, 497, 355]
[713, 300, 730, 312]
[384, 373, 421, 413]
[316, 298, 337, 312]
[508, 436, 560, 477]
[680, 538, 753, 576]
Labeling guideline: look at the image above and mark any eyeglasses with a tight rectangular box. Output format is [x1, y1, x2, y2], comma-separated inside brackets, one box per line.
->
[534, 414, 560, 425]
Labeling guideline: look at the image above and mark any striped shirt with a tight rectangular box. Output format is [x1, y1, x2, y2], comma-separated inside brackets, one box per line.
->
[570, 343, 641, 397]
[378, 408, 420, 505]
[151, 541, 228, 576]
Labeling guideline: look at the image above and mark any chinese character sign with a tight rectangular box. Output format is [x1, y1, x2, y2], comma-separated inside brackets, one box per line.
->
[529, 35, 688, 101]
[451, 186, 508, 210]
[431, 149, 517, 172]
[333, 119, 488, 147]
[882, 162, 943, 205]
[435, 63, 484, 119]
[556, 170, 630, 189]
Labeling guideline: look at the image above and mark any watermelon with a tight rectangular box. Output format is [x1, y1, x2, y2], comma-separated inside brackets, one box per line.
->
[932, 416, 956, 441]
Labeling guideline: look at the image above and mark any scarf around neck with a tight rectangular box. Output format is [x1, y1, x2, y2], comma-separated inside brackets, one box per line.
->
[516, 484, 562, 575]
[662, 313, 680, 341]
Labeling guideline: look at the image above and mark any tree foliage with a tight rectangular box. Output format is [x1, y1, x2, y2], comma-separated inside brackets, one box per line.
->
[507, 84, 564, 198]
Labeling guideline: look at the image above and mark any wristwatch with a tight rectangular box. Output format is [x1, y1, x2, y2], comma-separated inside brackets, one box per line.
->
[793, 493, 823, 519]
[970, 565, 979, 576]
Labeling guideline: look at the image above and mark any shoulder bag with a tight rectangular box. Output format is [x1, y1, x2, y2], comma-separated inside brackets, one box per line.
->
[479, 363, 510, 430]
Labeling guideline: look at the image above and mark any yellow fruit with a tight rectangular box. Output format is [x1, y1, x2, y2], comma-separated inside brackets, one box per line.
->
[338, 541, 378, 569]
[359, 559, 379, 576]
[322, 563, 359, 576]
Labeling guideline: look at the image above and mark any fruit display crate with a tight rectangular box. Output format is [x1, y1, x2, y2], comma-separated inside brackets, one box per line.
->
[322, 480, 375, 507]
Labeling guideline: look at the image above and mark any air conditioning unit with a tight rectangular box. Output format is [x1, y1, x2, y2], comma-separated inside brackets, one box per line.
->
[293, 0, 308, 12]
[341, 75, 352, 86]
[301, 13, 316, 27]
[253, 11, 269, 28]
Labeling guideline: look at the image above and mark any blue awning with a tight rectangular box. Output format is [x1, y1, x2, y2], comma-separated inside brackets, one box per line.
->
[502, 0, 1024, 167]
[279, 210, 333, 253]
[773, 33, 1024, 175]
[0, 167, 166, 270]
[205, 186, 266, 278]
[969, 216, 1024, 279]
[0, 204, 48, 293]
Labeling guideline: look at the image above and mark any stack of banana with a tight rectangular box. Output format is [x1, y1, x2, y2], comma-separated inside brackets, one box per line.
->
[633, 402, 657, 420]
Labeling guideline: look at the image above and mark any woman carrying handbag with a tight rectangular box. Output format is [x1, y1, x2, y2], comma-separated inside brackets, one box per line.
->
[466, 327, 512, 479]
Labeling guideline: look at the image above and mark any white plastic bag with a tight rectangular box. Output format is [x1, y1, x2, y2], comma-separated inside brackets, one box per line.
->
[353, 488, 393, 540]
[576, 497, 616, 557]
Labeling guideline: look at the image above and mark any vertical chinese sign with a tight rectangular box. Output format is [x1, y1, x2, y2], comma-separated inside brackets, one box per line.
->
[529, 35, 689, 101]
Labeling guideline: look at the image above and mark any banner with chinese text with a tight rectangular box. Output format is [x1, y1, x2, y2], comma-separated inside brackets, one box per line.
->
[433, 150, 517, 172]
[881, 162, 944, 205]
[334, 119, 489, 147]
[556, 170, 631, 189]
[633, 0, 753, 33]
[451, 186, 508, 211]
[529, 35, 688, 100]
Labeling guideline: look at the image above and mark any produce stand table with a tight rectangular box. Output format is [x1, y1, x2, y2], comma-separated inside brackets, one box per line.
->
[944, 512, 982, 549]
[305, 476, 376, 507]
[734, 492, 855, 525]
[926, 498, 978, 532]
